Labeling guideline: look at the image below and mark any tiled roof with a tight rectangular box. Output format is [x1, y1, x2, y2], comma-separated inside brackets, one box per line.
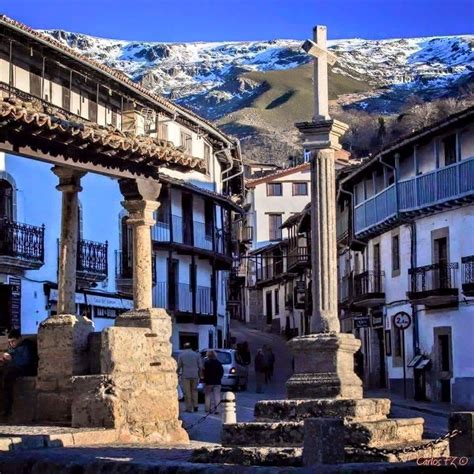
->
[0, 95, 206, 173]
[0, 15, 236, 154]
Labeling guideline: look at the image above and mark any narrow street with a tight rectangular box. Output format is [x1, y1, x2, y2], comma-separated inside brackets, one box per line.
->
[180, 321, 449, 444]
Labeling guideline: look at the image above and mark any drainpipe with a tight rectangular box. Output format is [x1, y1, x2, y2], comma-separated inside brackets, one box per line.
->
[409, 222, 420, 356]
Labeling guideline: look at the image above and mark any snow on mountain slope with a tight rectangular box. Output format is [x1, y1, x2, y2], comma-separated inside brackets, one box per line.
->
[43, 29, 474, 119]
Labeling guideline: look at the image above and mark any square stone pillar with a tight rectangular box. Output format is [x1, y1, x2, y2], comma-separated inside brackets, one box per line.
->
[37, 167, 93, 423]
[71, 178, 188, 442]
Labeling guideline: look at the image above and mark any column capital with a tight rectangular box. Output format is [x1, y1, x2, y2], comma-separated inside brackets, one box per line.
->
[122, 199, 159, 227]
[295, 118, 348, 151]
[52, 166, 86, 193]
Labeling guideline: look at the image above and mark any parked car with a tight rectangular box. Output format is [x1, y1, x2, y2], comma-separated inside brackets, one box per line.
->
[199, 348, 249, 391]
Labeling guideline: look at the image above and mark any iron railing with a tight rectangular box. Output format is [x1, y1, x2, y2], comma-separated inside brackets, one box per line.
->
[152, 215, 231, 256]
[353, 270, 385, 298]
[115, 249, 156, 283]
[77, 239, 108, 276]
[256, 258, 284, 282]
[0, 219, 44, 263]
[354, 156, 474, 235]
[408, 262, 458, 293]
[462, 255, 474, 285]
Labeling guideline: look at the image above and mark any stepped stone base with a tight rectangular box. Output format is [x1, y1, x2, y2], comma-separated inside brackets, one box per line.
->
[194, 441, 450, 467]
[222, 417, 424, 448]
[193, 446, 303, 467]
[255, 398, 390, 422]
[222, 422, 303, 447]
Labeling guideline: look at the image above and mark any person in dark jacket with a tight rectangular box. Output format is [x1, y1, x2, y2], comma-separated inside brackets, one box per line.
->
[0, 329, 33, 416]
[239, 341, 251, 365]
[203, 350, 224, 414]
[263, 345, 275, 383]
[254, 349, 266, 393]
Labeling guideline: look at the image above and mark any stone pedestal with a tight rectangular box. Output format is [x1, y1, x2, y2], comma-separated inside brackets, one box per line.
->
[71, 308, 188, 443]
[286, 333, 363, 400]
[37, 314, 93, 423]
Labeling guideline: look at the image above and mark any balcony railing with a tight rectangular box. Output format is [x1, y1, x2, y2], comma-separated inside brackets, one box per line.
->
[408, 262, 459, 301]
[336, 207, 349, 242]
[461, 256, 474, 296]
[0, 219, 45, 264]
[196, 286, 213, 315]
[256, 259, 284, 282]
[115, 249, 156, 283]
[353, 270, 385, 306]
[77, 239, 108, 277]
[354, 156, 474, 235]
[152, 215, 231, 256]
[233, 223, 253, 242]
[156, 282, 212, 314]
[287, 246, 309, 270]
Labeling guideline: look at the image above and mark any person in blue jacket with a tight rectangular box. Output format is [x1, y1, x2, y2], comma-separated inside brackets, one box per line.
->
[0, 329, 33, 416]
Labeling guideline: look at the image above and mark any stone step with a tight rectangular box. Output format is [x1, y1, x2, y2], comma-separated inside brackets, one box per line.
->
[192, 446, 303, 467]
[345, 439, 449, 463]
[193, 440, 449, 467]
[346, 418, 425, 447]
[222, 417, 423, 448]
[222, 422, 303, 447]
[0, 426, 117, 452]
[254, 398, 391, 423]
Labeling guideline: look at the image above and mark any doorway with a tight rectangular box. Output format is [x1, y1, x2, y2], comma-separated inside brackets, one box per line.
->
[265, 291, 273, 325]
[167, 258, 179, 311]
[179, 332, 199, 350]
[182, 194, 193, 245]
[434, 327, 452, 402]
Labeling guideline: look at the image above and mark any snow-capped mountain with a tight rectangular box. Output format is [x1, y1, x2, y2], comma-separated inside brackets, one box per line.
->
[44, 29, 474, 119]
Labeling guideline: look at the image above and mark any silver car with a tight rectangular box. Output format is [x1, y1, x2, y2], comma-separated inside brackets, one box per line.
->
[200, 348, 249, 391]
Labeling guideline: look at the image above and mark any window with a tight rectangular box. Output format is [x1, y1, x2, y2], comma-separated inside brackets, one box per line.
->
[392, 234, 400, 274]
[269, 214, 283, 241]
[443, 134, 457, 166]
[292, 182, 308, 196]
[274, 289, 280, 315]
[180, 130, 192, 153]
[266, 183, 282, 196]
[0, 180, 13, 220]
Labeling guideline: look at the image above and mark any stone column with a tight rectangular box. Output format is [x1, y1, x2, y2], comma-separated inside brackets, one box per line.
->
[72, 178, 188, 443]
[286, 119, 363, 400]
[36, 166, 93, 424]
[122, 199, 159, 310]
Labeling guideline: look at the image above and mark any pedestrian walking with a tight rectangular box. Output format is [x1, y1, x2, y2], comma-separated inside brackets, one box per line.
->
[263, 345, 275, 383]
[177, 343, 202, 413]
[203, 350, 224, 414]
[254, 349, 266, 393]
[240, 341, 251, 365]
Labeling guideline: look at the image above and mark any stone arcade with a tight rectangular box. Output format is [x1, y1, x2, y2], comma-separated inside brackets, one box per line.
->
[194, 26, 450, 467]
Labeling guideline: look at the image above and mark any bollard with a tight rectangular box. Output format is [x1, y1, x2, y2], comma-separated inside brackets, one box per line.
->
[221, 391, 236, 424]
[303, 417, 345, 466]
[449, 412, 473, 456]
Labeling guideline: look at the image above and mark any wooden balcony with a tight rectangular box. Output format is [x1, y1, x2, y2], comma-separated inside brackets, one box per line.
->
[353, 271, 385, 308]
[287, 246, 309, 272]
[407, 262, 459, 307]
[0, 219, 44, 274]
[354, 156, 474, 238]
[462, 256, 474, 296]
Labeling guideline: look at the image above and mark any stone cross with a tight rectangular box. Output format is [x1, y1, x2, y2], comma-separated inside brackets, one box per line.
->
[302, 26, 337, 121]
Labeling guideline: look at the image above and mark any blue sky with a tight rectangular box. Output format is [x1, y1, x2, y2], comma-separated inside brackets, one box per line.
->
[2, 0, 473, 42]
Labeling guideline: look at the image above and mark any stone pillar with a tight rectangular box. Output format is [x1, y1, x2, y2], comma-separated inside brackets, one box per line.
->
[36, 166, 93, 423]
[286, 119, 363, 400]
[310, 148, 339, 333]
[71, 178, 188, 442]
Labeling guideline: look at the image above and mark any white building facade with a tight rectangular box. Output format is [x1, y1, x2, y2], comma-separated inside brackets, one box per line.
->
[337, 107, 474, 407]
[0, 16, 244, 351]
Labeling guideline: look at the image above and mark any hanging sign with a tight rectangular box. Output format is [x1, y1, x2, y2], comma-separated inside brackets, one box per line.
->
[354, 317, 370, 328]
[8, 276, 21, 331]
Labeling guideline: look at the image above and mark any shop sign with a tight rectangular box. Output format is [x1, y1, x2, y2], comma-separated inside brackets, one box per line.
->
[354, 317, 370, 328]
[49, 289, 133, 310]
[371, 312, 384, 327]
